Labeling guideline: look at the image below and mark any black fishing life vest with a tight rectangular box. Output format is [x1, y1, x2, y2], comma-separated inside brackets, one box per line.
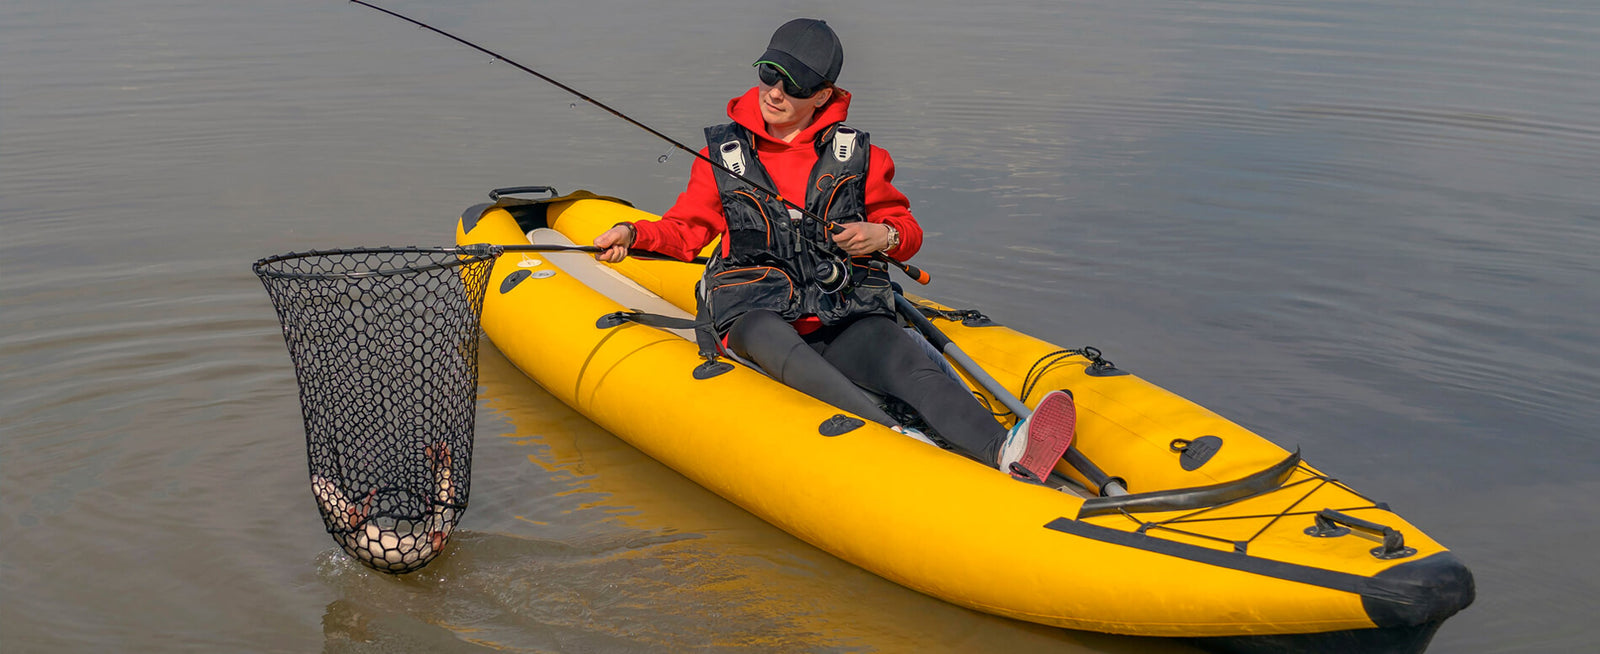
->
[699, 121, 896, 333]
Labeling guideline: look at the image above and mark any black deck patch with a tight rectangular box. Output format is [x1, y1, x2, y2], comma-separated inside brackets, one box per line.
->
[1178, 435, 1224, 471]
[692, 360, 733, 380]
[499, 270, 531, 294]
[1083, 364, 1129, 377]
[818, 414, 865, 436]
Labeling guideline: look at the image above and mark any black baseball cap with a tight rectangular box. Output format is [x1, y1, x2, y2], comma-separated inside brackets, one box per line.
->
[753, 19, 843, 93]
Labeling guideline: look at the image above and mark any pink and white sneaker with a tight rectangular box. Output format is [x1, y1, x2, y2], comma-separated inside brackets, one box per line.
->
[997, 390, 1076, 482]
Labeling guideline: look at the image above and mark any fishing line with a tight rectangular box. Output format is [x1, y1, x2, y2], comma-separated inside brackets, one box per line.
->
[346, 0, 929, 284]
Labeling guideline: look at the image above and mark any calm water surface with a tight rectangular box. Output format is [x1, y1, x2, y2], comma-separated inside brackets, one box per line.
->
[3, 0, 1597, 652]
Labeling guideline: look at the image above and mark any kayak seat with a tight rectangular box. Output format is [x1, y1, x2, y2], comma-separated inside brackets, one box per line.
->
[528, 227, 963, 448]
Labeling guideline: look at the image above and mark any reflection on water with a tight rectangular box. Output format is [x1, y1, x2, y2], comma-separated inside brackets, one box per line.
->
[447, 347, 1182, 653]
[275, 347, 1188, 653]
[3, 0, 1596, 652]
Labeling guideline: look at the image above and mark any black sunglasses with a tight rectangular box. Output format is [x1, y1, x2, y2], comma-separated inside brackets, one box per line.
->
[757, 63, 822, 99]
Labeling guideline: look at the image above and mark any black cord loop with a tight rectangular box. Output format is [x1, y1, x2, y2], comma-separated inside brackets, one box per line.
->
[1019, 347, 1118, 403]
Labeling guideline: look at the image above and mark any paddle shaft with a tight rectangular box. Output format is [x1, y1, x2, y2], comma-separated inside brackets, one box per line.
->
[893, 295, 1129, 496]
[347, 0, 928, 286]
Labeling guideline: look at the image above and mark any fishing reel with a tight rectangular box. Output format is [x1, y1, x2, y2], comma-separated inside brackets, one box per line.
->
[815, 256, 850, 294]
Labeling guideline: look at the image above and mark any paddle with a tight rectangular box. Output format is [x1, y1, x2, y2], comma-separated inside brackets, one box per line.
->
[893, 294, 1130, 496]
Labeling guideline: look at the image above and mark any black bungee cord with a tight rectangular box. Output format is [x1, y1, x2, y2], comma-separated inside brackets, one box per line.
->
[347, 0, 930, 285]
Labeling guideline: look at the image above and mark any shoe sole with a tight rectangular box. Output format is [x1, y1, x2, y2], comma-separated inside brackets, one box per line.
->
[1014, 391, 1076, 481]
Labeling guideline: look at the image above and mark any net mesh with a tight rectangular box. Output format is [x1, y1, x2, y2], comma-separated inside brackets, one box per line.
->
[254, 247, 495, 574]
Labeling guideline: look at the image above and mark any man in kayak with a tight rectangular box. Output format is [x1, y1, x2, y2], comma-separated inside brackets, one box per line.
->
[592, 18, 1074, 482]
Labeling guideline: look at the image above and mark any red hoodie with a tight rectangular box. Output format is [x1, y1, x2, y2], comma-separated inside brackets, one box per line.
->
[631, 87, 923, 262]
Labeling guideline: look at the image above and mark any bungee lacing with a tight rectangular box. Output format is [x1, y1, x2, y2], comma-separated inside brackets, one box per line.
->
[1106, 461, 1394, 556]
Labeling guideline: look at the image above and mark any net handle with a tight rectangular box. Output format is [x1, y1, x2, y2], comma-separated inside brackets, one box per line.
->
[252, 244, 706, 281]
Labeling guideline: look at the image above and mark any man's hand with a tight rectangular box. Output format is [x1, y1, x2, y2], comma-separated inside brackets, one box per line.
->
[831, 222, 892, 256]
[592, 224, 635, 262]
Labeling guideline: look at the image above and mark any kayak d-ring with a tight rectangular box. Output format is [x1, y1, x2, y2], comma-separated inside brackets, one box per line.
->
[1170, 435, 1223, 471]
[1304, 509, 1418, 560]
[1077, 346, 1127, 377]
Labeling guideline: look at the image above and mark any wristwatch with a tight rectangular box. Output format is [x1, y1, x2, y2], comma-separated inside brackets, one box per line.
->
[613, 222, 638, 247]
[880, 223, 901, 253]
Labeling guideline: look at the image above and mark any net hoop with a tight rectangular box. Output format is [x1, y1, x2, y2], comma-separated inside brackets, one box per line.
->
[255, 246, 497, 574]
[252, 245, 498, 281]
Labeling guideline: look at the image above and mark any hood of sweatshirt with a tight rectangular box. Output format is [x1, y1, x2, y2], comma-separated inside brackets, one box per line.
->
[725, 86, 853, 148]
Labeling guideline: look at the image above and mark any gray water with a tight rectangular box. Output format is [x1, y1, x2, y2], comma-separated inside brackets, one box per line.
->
[3, 0, 1597, 652]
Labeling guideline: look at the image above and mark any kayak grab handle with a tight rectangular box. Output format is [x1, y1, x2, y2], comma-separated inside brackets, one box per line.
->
[489, 186, 558, 200]
[1305, 509, 1418, 560]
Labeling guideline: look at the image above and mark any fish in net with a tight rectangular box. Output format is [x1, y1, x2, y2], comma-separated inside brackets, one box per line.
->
[253, 246, 495, 574]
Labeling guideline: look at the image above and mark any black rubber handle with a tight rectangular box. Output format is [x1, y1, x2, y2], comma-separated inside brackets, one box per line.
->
[1307, 509, 1416, 559]
[489, 186, 558, 200]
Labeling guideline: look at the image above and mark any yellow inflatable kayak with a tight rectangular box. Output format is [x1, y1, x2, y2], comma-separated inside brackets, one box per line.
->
[456, 187, 1473, 652]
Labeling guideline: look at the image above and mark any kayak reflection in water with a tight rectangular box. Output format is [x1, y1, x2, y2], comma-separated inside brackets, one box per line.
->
[592, 18, 1074, 482]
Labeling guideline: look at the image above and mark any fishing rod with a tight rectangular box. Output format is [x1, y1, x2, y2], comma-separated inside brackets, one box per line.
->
[347, 0, 930, 285]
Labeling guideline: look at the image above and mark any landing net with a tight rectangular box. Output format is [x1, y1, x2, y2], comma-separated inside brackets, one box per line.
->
[253, 247, 494, 573]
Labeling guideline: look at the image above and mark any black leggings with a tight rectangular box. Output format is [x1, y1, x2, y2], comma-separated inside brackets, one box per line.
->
[726, 310, 1008, 462]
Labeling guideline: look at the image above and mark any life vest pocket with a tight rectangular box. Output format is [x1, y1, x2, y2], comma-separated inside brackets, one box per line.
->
[705, 266, 798, 331]
[725, 190, 785, 257]
[838, 260, 896, 319]
[849, 259, 892, 288]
